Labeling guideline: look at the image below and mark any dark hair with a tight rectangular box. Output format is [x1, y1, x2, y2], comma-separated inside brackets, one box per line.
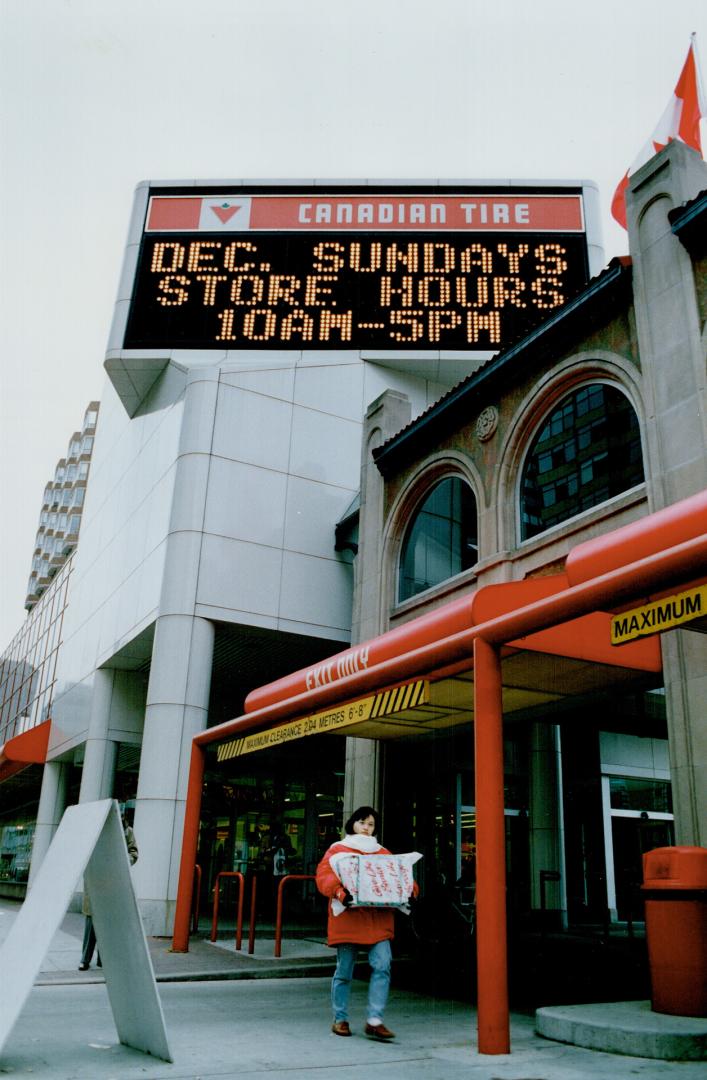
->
[344, 805, 380, 836]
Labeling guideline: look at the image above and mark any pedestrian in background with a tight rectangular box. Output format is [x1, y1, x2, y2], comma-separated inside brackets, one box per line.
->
[79, 810, 138, 970]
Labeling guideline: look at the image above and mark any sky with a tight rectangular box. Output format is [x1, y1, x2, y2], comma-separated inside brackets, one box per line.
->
[1, 0, 706, 650]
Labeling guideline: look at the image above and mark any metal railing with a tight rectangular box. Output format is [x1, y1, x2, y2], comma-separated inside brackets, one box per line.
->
[209, 871, 259, 953]
[191, 864, 202, 934]
[210, 871, 245, 950]
[274, 874, 316, 957]
[247, 875, 257, 954]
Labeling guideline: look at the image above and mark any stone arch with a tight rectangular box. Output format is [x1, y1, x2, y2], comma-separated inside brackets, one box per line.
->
[382, 452, 484, 612]
[496, 352, 646, 550]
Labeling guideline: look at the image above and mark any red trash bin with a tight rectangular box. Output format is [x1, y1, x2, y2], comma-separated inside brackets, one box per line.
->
[642, 846, 707, 1017]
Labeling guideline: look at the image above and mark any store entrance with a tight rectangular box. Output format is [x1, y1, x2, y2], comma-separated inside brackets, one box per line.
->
[602, 771, 674, 922]
[611, 816, 674, 921]
[196, 735, 347, 926]
[380, 726, 531, 978]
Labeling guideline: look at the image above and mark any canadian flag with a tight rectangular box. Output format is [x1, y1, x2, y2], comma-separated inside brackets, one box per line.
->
[611, 38, 706, 228]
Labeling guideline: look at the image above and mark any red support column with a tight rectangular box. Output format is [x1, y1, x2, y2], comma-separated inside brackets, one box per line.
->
[473, 636, 510, 1054]
[172, 742, 206, 952]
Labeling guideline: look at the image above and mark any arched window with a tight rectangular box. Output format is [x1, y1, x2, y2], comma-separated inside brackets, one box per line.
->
[399, 477, 478, 602]
[520, 383, 644, 541]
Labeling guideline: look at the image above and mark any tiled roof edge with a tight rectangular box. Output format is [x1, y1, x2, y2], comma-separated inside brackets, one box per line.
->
[669, 189, 707, 251]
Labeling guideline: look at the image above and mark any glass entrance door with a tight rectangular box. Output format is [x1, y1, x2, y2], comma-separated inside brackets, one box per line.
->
[611, 817, 674, 920]
[602, 774, 674, 921]
[455, 801, 530, 919]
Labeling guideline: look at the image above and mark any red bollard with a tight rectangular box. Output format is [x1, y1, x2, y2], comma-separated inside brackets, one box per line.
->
[248, 875, 257, 955]
[191, 865, 202, 935]
[274, 875, 316, 957]
[210, 872, 244, 945]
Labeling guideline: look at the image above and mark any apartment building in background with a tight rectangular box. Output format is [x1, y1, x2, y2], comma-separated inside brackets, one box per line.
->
[25, 403, 99, 610]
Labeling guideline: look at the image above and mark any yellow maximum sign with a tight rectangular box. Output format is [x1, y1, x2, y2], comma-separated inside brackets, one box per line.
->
[216, 680, 429, 761]
[611, 584, 707, 645]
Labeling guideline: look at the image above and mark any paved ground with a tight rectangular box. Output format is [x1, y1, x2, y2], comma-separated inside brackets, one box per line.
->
[15, 900, 336, 986]
[1, 898, 706, 1079]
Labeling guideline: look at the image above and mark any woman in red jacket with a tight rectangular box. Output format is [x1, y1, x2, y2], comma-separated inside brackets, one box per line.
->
[315, 805, 397, 1041]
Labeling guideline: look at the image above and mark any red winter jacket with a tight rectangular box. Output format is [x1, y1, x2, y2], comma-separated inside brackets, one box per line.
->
[315, 841, 396, 947]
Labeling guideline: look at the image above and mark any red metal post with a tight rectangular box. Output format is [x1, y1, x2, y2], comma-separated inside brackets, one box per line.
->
[210, 876, 221, 942]
[172, 743, 206, 952]
[248, 874, 257, 955]
[235, 872, 245, 951]
[274, 875, 316, 957]
[210, 872, 244, 943]
[191, 864, 202, 934]
[274, 876, 285, 958]
[474, 636, 510, 1055]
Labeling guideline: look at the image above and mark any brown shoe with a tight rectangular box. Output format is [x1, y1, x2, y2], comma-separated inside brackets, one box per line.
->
[365, 1022, 395, 1040]
[331, 1020, 352, 1037]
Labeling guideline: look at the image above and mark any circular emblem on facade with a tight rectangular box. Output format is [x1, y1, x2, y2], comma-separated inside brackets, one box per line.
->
[475, 406, 499, 442]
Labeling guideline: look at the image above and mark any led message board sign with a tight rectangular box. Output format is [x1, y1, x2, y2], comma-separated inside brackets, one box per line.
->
[123, 189, 590, 351]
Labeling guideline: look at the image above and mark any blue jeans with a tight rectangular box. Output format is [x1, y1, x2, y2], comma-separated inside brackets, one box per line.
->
[332, 940, 391, 1022]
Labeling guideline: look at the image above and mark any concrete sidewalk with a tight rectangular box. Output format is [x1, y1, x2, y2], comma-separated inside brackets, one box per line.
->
[1, 898, 706, 1078]
[4, 976, 707, 1080]
[0, 897, 336, 984]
